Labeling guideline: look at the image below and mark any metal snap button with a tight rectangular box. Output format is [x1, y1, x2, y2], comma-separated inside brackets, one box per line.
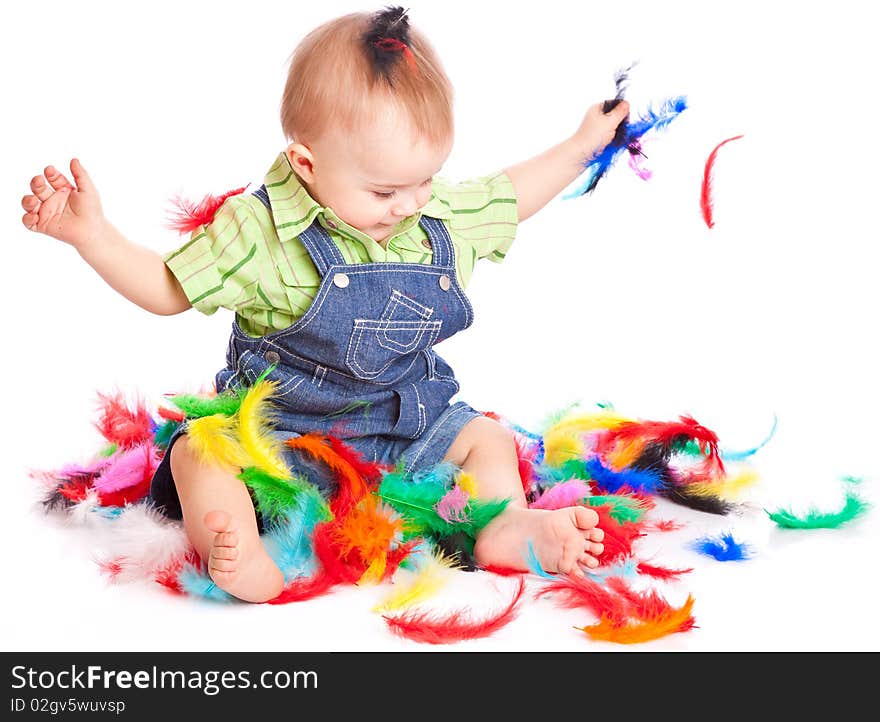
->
[439, 274, 451, 291]
[264, 350, 280, 365]
[421, 238, 431, 249]
[325, 219, 337, 230]
[333, 272, 350, 288]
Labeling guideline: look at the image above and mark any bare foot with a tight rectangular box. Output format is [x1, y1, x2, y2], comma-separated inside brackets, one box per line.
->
[474, 506, 605, 575]
[204, 510, 284, 603]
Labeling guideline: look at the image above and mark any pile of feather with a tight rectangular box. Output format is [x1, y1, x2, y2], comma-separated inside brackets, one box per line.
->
[31, 376, 865, 645]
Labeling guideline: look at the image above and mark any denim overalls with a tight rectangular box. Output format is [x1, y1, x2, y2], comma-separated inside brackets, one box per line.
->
[149, 186, 482, 521]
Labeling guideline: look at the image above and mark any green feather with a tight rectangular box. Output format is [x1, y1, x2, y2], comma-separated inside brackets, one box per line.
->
[377, 472, 509, 539]
[153, 420, 180, 449]
[238, 466, 330, 523]
[766, 489, 870, 529]
[587, 494, 649, 523]
[169, 391, 243, 419]
[98, 443, 118, 458]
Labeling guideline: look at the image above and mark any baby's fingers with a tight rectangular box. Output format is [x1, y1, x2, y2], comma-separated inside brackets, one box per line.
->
[44, 165, 75, 192]
[21, 195, 40, 231]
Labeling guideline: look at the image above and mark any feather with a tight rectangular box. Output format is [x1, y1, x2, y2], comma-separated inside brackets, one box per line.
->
[525, 540, 558, 579]
[238, 379, 291, 480]
[701, 134, 744, 228]
[692, 531, 752, 561]
[373, 552, 457, 612]
[681, 467, 759, 499]
[186, 413, 248, 471]
[534, 572, 629, 623]
[564, 96, 688, 198]
[434, 485, 471, 522]
[585, 457, 664, 495]
[363, 6, 416, 78]
[529, 479, 593, 510]
[383, 576, 525, 644]
[287, 434, 369, 515]
[636, 561, 693, 580]
[165, 185, 249, 234]
[585, 494, 652, 524]
[378, 471, 510, 540]
[766, 487, 870, 529]
[94, 391, 154, 448]
[168, 390, 243, 419]
[178, 565, 235, 602]
[592, 504, 645, 564]
[267, 569, 339, 604]
[580, 594, 696, 644]
[93, 503, 191, 583]
[237, 467, 323, 524]
[262, 487, 333, 579]
[92, 443, 159, 494]
[455, 471, 478, 498]
[720, 414, 778, 461]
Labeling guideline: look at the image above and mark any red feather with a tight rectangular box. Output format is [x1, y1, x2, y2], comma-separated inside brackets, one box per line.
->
[268, 569, 339, 604]
[95, 391, 154, 449]
[700, 135, 744, 229]
[636, 561, 693, 580]
[534, 573, 629, 624]
[593, 504, 646, 564]
[166, 185, 249, 234]
[383, 576, 525, 644]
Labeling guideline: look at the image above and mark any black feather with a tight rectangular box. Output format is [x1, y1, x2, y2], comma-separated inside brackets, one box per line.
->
[434, 531, 478, 572]
[363, 6, 412, 78]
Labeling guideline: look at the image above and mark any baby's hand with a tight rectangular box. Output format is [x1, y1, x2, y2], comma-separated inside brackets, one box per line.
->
[21, 159, 105, 251]
[572, 100, 631, 159]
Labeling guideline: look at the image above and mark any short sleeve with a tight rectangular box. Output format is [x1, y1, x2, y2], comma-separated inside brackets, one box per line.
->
[163, 195, 264, 316]
[431, 171, 519, 265]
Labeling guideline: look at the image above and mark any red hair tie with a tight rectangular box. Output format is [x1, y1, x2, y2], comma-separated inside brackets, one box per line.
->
[373, 37, 418, 73]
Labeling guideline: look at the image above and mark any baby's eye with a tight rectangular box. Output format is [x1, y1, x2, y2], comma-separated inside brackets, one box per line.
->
[373, 190, 396, 199]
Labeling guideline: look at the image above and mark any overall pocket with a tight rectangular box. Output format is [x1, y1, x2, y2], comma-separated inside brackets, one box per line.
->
[345, 319, 441, 383]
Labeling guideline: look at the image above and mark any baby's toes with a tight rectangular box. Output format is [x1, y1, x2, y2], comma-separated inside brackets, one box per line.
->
[213, 530, 238, 549]
[572, 506, 599, 531]
[587, 527, 604, 543]
[211, 543, 238, 562]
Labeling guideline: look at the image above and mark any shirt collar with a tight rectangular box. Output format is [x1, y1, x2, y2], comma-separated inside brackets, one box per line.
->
[263, 152, 452, 245]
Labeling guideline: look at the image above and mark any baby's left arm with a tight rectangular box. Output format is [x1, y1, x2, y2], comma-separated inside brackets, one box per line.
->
[503, 100, 630, 223]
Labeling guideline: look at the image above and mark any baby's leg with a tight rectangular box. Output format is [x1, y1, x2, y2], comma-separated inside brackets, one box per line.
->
[170, 437, 284, 603]
[444, 417, 605, 575]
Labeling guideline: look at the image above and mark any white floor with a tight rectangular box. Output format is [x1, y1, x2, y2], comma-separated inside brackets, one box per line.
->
[3, 0, 879, 653]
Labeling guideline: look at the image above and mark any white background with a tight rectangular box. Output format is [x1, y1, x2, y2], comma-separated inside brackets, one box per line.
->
[2, 0, 878, 652]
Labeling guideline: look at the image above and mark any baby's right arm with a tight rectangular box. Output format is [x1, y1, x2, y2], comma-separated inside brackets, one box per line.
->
[21, 158, 192, 316]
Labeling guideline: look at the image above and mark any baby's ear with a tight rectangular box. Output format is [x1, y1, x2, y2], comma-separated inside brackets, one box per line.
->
[286, 142, 315, 183]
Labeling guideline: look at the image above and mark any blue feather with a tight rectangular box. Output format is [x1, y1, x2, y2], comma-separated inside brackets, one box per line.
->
[525, 540, 557, 579]
[691, 531, 752, 561]
[564, 94, 688, 198]
[262, 484, 330, 580]
[584, 457, 664, 494]
[179, 566, 235, 602]
[587, 557, 638, 581]
[721, 414, 778, 461]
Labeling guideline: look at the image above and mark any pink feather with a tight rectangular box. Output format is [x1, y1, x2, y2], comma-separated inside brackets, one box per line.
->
[93, 443, 160, 493]
[529, 479, 592, 510]
[434, 486, 470, 522]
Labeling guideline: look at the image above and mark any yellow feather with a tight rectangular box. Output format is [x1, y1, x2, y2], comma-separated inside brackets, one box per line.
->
[237, 380, 292, 480]
[186, 414, 248, 470]
[372, 552, 457, 612]
[358, 555, 387, 586]
[544, 410, 633, 467]
[683, 468, 760, 499]
[456, 472, 478, 497]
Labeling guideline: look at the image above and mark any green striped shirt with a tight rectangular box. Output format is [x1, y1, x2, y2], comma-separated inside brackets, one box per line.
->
[164, 152, 519, 338]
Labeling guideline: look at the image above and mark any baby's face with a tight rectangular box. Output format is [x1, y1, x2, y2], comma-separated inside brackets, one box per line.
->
[295, 108, 452, 244]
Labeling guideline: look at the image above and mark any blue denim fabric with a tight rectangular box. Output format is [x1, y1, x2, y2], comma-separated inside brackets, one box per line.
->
[149, 199, 480, 523]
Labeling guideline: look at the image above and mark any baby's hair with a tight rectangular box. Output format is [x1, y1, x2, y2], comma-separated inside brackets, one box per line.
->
[280, 7, 453, 146]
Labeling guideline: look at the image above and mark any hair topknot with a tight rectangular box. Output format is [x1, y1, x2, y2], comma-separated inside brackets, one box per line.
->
[363, 6, 415, 78]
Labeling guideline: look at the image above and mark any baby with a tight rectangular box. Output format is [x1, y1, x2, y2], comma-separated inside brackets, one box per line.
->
[21, 7, 628, 603]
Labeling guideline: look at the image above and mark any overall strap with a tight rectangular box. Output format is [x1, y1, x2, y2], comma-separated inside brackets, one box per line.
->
[419, 216, 455, 268]
[298, 222, 347, 276]
[252, 185, 345, 276]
